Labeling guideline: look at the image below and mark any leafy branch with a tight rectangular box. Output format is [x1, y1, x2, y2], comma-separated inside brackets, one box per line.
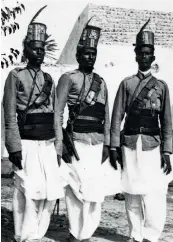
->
[1, 1, 25, 68]
[1, 2, 25, 36]
[1, 48, 20, 68]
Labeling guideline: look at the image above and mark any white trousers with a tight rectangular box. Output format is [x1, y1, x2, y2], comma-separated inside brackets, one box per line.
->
[13, 140, 64, 241]
[63, 141, 122, 240]
[121, 137, 170, 195]
[14, 140, 64, 200]
[64, 141, 104, 240]
[65, 186, 101, 240]
[125, 192, 167, 242]
[121, 136, 170, 242]
[13, 188, 55, 241]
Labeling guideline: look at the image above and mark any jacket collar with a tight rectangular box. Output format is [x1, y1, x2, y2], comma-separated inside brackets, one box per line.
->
[137, 69, 151, 80]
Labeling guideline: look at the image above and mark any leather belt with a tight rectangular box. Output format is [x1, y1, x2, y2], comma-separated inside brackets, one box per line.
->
[124, 127, 160, 135]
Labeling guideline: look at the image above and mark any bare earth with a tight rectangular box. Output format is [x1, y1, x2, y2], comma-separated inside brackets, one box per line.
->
[1, 178, 173, 242]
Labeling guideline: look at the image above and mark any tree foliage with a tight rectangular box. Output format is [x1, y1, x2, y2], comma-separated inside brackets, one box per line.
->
[1, 1, 25, 68]
[44, 34, 59, 61]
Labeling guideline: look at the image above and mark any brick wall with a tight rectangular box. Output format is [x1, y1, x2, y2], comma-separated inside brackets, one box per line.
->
[89, 4, 173, 48]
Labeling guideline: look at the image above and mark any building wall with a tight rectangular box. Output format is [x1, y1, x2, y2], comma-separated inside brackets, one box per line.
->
[90, 4, 173, 48]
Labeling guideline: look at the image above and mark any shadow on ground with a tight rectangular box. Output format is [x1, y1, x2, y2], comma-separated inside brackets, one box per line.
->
[1, 207, 14, 242]
[94, 227, 129, 242]
[46, 214, 128, 242]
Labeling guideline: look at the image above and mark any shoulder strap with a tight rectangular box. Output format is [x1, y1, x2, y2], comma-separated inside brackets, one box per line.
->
[91, 73, 102, 102]
[25, 68, 38, 112]
[18, 68, 38, 126]
[68, 72, 86, 122]
[127, 76, 157, 118]
[31, 71, 53, 109]
[69, 72, 103, 123]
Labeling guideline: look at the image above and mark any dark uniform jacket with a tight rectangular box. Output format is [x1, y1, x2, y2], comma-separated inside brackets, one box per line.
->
[111, 71, 172, 153]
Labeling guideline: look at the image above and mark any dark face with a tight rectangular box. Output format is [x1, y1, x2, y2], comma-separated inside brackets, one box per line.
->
[77, 47, 97, 71]
[135, 46, 155, 72]
[26, 41, 45, 66]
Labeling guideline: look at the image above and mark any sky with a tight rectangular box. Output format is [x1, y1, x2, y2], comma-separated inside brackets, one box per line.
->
[1, 0, 173, 60]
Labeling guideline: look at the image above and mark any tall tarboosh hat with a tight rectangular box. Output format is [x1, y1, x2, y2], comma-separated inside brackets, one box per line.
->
[25, 5, 47, 43]
[26, 22, 47, 42]
[133, 18, 154, 49]
[77, 16, 101, 49]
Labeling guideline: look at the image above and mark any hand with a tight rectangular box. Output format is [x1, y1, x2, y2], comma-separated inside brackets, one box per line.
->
[62, 144, 72, 163]
[9, 151, 22, 170]
[110, 148, 123, 170]
[117, 148, 123, 169]
[57, 155, 61, 167]
[110, 150, 118, 170]
[161, 154, 172, 175]
[101, 145, 110, 164]
[62, 154, 72, 163]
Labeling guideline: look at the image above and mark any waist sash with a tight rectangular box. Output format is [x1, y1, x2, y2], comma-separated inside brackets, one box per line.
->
[18, 113, 55, 140]
[72, 102, 105, 133]
[124, 110, 160, 135]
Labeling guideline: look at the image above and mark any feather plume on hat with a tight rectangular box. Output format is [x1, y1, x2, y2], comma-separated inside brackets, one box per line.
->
[24, 5, 58, 61]
[77, 15, 101, 50]
[139, 18, 151, 33]
[29, 5, 47, 24]
[133, 18, 154, 49]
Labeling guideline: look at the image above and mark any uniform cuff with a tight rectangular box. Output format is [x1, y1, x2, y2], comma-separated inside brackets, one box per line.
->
[55, 141, 63, 157]
[163, 152, 171, 156]
[104, 134, 110, 146]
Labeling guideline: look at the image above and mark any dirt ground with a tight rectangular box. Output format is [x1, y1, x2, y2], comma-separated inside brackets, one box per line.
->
[1, 178, 173, 242]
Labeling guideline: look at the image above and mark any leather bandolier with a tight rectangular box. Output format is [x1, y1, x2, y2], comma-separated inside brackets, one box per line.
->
[68, 72, 105, 134]
[123, 76, 160, 136]
[17, 70, 55, 140]
[116, 76, 160, 164]
[62, 72, 105, 163]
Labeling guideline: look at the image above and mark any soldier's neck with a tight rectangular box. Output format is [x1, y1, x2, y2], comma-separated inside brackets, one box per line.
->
[79, 66, 93, 74]
[27, 63, 41, 71]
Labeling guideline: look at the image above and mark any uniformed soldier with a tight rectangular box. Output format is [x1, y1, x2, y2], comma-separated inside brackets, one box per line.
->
[56, 21, 110, 242]
[3, 22, 64, 242]
[110, 19, 172, 242]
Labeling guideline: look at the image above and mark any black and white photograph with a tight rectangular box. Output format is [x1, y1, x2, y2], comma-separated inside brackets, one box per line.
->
[1, 0, 173, 241]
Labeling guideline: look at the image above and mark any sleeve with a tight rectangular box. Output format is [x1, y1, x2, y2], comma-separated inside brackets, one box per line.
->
[110, 80, 127, 148]
[1, 102, 5, 158]
[56, 73, 72, 126]
[3, 70, 22, 153]
[103, 82, 110, 146]
[160, 82, 172, 154]
[52, 82, 63, 156]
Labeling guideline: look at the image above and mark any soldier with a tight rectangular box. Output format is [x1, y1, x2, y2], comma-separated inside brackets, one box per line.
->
[56, 21, 110, 241]
[3, 22, 64, 242]
[110, 19, 172, 242]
